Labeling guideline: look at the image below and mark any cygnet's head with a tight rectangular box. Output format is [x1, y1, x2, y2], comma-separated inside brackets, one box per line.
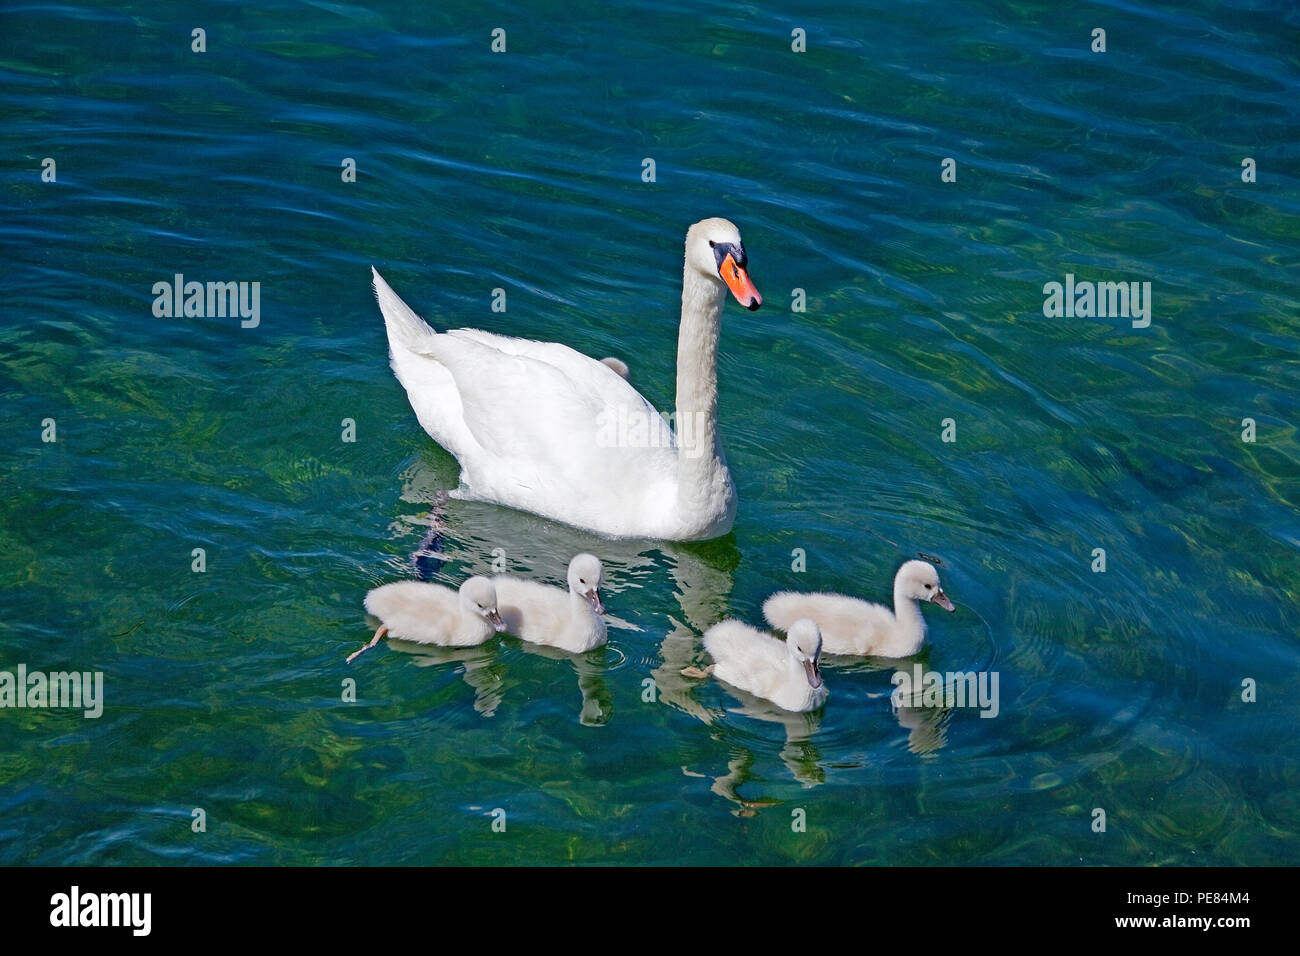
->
[786, 618, 824, 689]
[567, 553, 604, 614]
[896, 560, 955, 612]
[684, 217, 761, 311]
[460, 576, 506, 630]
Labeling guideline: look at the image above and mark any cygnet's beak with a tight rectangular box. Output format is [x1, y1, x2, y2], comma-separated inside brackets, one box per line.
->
[719, 253, 761, 311]
[583, 588, 604, 615]
[932, 588, 955, 612]
[489, 609, 506, 631]
[803, 657, 823, 689]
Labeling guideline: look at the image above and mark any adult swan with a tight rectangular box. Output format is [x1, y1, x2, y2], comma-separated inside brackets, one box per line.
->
[371, 218, 762, 541]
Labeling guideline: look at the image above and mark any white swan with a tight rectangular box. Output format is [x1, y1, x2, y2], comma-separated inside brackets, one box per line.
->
[762, 560, 955, 658]
[371, 217, 761, 540]
[348, 576, 505, 663]
[493, 553, 607, 654]
[689, 618, 828, 713]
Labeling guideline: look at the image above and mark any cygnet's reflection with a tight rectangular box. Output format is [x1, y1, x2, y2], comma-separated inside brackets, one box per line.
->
[886, 660, 952, 755]
[385, 639, 507, 718]
[513, 640, 615, 728]
[692, 652, 956, 812]
[707, 686, 827, 806]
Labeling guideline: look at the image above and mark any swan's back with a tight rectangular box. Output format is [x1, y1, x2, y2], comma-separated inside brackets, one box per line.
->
[431, 331, 677, 515]
[364, 581, 464, 644]
[703, 620, 790, 700]
[763, 591, 895, 656]
[372, 270, 685, 536]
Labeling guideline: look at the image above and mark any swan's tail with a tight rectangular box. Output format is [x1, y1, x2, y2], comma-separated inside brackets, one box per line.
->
[371, 267, 438, 352]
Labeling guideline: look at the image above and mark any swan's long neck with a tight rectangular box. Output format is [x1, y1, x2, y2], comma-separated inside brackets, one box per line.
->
[893, 584, 928, 651]
[674, 266, 732, 525]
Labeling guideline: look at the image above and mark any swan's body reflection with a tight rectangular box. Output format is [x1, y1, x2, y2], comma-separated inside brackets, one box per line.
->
[381, 633, 616, 727]
[698, 657, 953, 813]
[830, 654, 952, 755]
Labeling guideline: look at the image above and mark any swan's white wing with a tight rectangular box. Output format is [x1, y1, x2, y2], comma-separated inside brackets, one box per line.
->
[372, 267, 683, 535]
[422, 330, 679, 516]
[446, 328, 667, 435]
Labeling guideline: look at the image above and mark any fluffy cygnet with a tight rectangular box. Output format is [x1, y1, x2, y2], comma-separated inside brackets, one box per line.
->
[763, 559, 955, 658]
[349, 576, 505, 663]
[493, 553, 607, 654]
[687, 617, 828, 713]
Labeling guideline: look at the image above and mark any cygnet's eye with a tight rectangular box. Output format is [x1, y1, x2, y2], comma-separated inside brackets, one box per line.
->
[925, 583, 934, 590]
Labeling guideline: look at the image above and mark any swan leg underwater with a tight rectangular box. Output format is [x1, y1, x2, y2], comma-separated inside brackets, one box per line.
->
[370, 217, 761, 541]
[347, 623, 389, 665]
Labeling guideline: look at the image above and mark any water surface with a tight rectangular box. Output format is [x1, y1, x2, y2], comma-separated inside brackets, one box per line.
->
[1, 0, 1298, 865]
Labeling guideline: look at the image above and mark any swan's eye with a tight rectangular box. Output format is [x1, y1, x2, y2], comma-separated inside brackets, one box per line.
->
[708, 240, 715, 247]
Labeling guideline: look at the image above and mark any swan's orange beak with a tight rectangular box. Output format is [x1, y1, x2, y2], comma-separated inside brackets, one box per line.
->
[720, 253, 761, 311]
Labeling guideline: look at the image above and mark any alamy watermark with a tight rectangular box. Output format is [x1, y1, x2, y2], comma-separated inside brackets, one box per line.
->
[1043, 274, 1151, 328]
[891, 664, 999, 718]
[151, 274, 260, 328]
[595, 407, 709, 458]
[0, 664, 103, 718]
[50, 886, 150, 936]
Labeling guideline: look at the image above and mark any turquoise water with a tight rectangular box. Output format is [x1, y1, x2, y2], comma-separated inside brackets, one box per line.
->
[2, 0, 1297, 865]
